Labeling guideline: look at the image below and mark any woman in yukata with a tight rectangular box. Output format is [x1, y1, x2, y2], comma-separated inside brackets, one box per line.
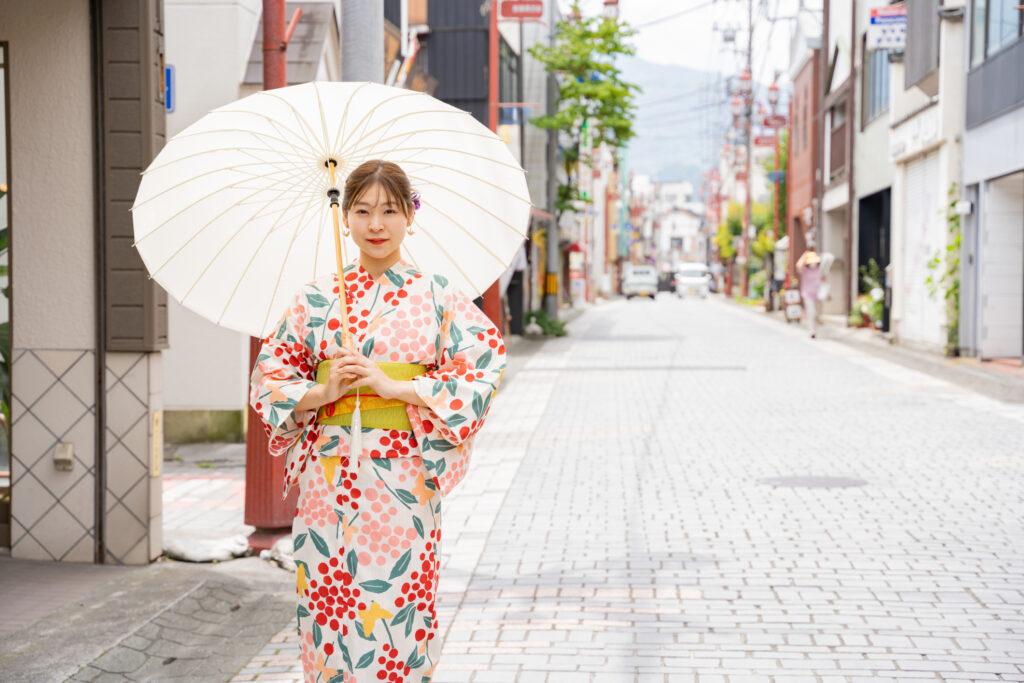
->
[250, 159, 506, 683]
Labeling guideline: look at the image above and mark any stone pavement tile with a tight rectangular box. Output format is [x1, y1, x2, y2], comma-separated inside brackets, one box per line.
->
[238, 300, 1024, 680]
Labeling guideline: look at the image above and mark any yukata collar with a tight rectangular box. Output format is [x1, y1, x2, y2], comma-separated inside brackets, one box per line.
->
[347, 259, 414, 287]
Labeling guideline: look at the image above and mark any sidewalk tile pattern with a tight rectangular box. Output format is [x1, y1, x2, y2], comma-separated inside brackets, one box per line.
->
[240, 299, 1024, 681]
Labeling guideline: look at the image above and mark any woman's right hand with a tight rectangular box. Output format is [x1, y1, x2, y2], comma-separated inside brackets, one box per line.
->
[321, 356, 352, 404]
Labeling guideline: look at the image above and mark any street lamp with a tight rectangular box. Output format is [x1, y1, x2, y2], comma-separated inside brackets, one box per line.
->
[730, 96, 744, 118]
[737, 69, 752, 95]
[767, 81, 780, 109]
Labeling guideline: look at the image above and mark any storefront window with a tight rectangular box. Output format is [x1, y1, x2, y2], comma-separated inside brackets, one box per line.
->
[863, 44, 892, 125]
[988, 0, 1022, 55]
[971, 0, 988, 66]
[972, 0, 1024, 64]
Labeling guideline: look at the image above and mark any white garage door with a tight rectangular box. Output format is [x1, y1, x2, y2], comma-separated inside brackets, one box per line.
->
[979, 172, 1024, 359]
[902, 152, 945, 347]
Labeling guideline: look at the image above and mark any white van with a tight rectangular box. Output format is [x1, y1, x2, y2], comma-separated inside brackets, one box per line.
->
[675, 263, 711, 298]
[622, 265, 658, 299]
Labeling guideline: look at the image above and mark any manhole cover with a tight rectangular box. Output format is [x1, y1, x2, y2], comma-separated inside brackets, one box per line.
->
[758, 476, 868, 489]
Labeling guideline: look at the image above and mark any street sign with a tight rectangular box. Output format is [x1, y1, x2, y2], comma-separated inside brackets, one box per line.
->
[501, 0, 544, 19]
[754, 135, 776, 146]
[165, 64, 175, 113]
[868, 5, 906, 50]
[767, 170, 787, 183]
[764, 115, 787, 128]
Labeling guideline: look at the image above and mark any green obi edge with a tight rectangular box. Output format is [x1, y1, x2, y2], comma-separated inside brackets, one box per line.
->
[314, 360, 428, 429]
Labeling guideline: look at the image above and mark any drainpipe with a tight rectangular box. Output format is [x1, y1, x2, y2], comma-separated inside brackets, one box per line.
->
[90, 0, 107, 564]
[846, 0, 857, 316]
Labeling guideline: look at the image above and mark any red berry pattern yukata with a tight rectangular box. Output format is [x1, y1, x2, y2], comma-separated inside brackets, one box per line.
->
[250, 261, 506, 683]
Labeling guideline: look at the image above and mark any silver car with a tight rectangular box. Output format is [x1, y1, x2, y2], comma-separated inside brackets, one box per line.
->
[675, 264, 711, 298]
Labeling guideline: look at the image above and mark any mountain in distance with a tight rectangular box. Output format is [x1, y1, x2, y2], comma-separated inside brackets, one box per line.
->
[618, 56, 728, 190]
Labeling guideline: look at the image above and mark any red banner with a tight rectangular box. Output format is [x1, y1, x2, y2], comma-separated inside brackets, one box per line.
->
[501, 0, 544, 19]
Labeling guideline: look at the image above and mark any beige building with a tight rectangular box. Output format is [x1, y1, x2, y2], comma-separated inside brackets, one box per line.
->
[2, 0, 167, 564]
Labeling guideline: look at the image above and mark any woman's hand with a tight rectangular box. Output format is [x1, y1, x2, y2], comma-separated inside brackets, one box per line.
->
[295, 354, 354, 412]
[334, 346, 401, 399]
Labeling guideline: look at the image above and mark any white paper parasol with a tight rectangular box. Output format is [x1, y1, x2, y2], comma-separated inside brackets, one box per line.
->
[131, 81, 530, 339]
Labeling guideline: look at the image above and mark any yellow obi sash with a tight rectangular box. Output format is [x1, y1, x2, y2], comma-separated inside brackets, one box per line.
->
[315, 360, 428, 430]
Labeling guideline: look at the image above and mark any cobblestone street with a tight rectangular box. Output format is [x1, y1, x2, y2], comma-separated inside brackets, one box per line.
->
[239, 296, 1024, 682]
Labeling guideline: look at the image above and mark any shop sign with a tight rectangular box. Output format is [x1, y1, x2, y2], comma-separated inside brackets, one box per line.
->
[868, 6, 906, 50]
[502, 0, 544, 19]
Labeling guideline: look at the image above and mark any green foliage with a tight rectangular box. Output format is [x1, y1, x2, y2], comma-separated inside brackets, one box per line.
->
[761, 129, 788, 236]
[713, 223, 736, 262]
[526, 309, 567, 337]
[925, 184, 962, 355]
[529, 2, 640, 217]
[749, 270, 767, 298]
[858, 257, 883, 294]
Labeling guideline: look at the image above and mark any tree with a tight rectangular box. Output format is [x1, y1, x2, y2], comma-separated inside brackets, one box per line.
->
[713, 201, 744, 263]
[761, 129, 788, 237]
[529, 2, 640, 218]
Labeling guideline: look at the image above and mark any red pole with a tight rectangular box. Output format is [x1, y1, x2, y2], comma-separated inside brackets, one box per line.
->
[245, 0, 299, 546]
[482, 0, 502, 328]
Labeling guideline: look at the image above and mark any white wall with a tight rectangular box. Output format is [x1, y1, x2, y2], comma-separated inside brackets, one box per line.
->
[978, 172, 1024, 359]
[162, 0, 264, 411]
[6, 0, 95, 349]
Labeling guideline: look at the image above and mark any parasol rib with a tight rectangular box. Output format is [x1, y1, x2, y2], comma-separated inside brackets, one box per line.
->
[411, 218, 482, 297]
[132, 157, 313, 215]
[161, 182, 301, 291]
[342, 128, 503, 160]
[137, 164, 314, 259]
[254, 89, 333, 159]
[385, 145, 523, 171]
[167, 126, 317, 161]
[142, 145, 309, 175]
[236, 191, 320, 334]
[334, 91, 424, 159]
[201, 183, 312, 317]
[406, 172, 528, 239]
[400, 159, 531, 205]
[417, 200, 508, 267]
[194, 111, 318, 160]
[329, 81, 371, 155]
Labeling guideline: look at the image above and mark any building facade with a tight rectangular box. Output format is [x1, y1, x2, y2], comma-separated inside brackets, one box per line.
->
[2, 0, 167, 564]
[959, 0, 1024, 362]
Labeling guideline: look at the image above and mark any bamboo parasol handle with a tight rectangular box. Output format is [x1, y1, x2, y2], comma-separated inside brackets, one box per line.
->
[327, 160, 353, 350]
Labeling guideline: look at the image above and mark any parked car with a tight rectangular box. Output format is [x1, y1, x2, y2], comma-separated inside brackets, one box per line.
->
[675, 263, 711, 298]
[623, 265, 658, 299]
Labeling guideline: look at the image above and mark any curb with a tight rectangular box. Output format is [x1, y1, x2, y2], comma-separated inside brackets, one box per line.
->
[720, 295, 1024, 404]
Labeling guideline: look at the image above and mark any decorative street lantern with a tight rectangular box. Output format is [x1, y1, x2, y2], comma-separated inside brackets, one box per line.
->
[731, 96, 743, 118]
[738, 69, 752, 95]
[767, 81, 780, 108]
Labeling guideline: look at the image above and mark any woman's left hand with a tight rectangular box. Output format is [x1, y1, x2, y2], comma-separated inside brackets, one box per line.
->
[334, 346, 400, 399]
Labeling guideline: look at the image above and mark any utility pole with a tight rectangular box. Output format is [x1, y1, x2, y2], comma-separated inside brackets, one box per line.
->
[246, 0, 302, 549]
[741, 0, 753, 298]
[482, 0, 502, 328]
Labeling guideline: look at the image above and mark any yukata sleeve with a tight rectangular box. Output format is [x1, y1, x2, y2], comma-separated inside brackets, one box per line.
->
[249, 288, 321, 475]
[409, 282, 507, 450]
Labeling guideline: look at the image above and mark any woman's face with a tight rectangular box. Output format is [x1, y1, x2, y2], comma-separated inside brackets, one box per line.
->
[343, 183, 413, 262]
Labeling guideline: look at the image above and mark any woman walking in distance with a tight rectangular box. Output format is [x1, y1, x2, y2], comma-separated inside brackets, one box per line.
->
[251, 160, 506, 682]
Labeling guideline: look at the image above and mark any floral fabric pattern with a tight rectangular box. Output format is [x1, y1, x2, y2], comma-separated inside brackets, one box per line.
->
[250, 261, 506, 682]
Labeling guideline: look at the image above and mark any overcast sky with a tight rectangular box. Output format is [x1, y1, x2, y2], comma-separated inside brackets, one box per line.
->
[560, 0, 824, 89]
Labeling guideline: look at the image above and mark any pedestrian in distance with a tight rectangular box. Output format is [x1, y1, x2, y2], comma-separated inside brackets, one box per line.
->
[796, 248, 823, 338]
[250, 160, 506, 683]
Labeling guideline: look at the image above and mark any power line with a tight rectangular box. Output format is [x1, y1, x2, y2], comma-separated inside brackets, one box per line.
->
[632, 1, 718, 29]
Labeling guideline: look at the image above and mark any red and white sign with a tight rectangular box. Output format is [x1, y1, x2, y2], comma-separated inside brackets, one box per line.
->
[764, 115, 788, 128]
[501, 0, 544, 19]
[754, 135, 777, 146]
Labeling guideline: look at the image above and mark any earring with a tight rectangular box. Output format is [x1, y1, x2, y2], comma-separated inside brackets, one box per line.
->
[406, 227, 415, 236]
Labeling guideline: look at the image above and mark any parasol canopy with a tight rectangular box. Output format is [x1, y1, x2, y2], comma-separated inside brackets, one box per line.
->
[131, 81, 530, 338]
